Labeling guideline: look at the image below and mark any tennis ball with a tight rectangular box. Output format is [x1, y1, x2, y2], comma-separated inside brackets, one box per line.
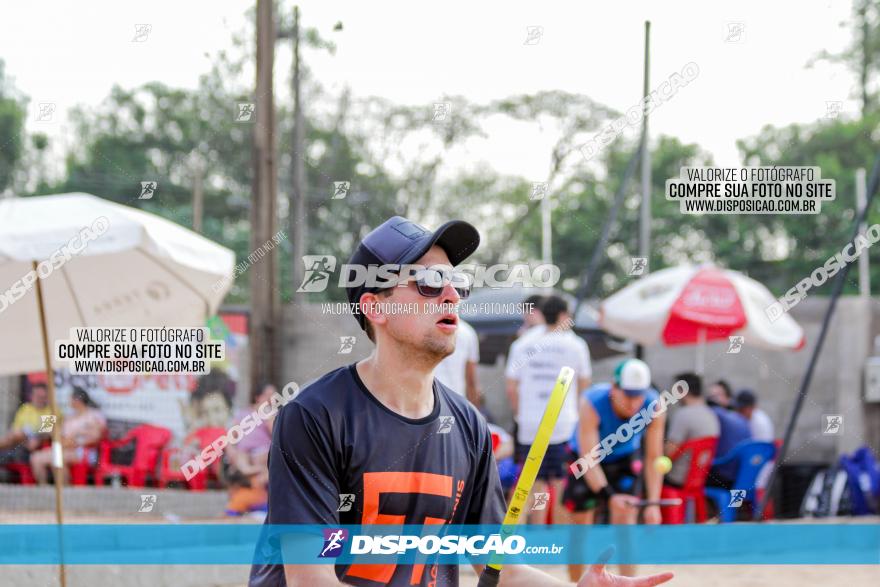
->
[654, 456, 673, 474]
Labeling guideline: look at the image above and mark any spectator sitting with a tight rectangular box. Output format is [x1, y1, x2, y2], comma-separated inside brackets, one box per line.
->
[708, 379, 734, 409]
[663, 372, 720, 488]
[0, 382, 52, 466]
[733, 389, 775, 442]
[225, 381, 275, 491]
[706, 389, 753, 490]
[30, 387, 106, 485]
[225, 469, 268, 518]
[733, 388, 776, 489]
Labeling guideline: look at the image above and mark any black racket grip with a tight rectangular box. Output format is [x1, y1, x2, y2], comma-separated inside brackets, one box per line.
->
[477, 566, 501, 587]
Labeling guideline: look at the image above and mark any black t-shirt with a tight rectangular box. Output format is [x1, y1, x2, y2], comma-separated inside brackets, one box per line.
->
[248, 364, 506, 587]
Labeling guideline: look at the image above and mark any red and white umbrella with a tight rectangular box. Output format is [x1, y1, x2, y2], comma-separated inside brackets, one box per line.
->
[599, 265, 805, 354]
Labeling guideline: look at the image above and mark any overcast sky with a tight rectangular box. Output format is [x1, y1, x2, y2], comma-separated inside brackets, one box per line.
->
[0, 0, 857, 181]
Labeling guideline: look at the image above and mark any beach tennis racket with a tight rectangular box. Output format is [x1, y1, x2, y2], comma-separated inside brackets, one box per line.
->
[477, 366, 575, 587]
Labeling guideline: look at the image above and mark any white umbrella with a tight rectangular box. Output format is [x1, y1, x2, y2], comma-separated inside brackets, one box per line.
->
[599, 265, 804, 367]
[0, 192, 234, 587]
[0, 193, 235, 375]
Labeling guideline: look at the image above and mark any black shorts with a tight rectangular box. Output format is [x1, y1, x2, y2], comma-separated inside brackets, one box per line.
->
[514, 441, 570, 481]
[705, 467, 734, 490]
[0, 445, 29, 465]
[563, 453, 638, 512]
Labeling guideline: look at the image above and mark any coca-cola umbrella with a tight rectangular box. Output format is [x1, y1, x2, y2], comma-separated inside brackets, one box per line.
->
[599, 265, 804, 371]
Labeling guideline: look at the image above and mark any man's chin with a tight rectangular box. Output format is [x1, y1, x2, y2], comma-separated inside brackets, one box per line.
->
[421, 335, 455, 361]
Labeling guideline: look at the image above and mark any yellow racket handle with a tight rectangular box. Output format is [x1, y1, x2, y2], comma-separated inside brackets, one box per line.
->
[482, 366, 575, 579]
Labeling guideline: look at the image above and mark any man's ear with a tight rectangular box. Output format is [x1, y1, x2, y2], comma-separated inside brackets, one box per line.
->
[360, 292, 387, 330]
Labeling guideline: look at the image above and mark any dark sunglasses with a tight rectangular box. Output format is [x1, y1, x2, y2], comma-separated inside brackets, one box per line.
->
[405, 268, 471, 299]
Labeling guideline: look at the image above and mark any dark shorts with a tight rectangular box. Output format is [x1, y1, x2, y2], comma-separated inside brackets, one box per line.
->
[0, 445, 29, 465]
[705, 467, 734, 490]
[563, 452, 638, 512]
[514, 441, 570, 481]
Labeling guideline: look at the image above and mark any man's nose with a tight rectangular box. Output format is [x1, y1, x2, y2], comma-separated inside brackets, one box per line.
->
[439, 282, 461, 305]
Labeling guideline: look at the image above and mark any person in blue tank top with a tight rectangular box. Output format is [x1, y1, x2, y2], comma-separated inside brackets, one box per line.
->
[562, 359, 667, 581]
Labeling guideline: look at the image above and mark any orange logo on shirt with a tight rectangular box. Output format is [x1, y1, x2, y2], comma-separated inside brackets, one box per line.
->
[346, 472, 456, 585]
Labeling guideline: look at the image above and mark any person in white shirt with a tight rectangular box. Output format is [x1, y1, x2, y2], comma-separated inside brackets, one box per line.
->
[516, 293, 547, 339]
[733, 389, 775, 441]
[505, 295, 547, 385]
[434, 319, 482, 406]
[505, 295, 592, 524]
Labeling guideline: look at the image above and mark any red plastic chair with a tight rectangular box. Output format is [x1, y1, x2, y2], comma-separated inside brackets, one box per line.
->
[4, 462, 36, 485]
[4, 437, 98, 486]
[94, 424, 172, 487]
[490, 431, 501, 453]
[660, 436, 718, 524]
[2, 437, 51, 485]
[68, 438, 104, 486]
[158, 427, 226, 491]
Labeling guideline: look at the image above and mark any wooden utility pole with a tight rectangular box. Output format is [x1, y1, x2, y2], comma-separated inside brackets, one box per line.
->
[290, 5, 307, 292]
[250, 0, 280, 392]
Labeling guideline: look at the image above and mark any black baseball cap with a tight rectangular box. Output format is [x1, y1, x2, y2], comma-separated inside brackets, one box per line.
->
[345, 216, 480, 330]
[733, 389, 757, 409]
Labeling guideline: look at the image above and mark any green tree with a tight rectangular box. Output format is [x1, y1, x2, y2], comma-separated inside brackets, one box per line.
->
[54, 52, 256, 301]
[501, 134, 715, 298]
[0, 60, 27, 193]
[737, 114, 880, 294]
[811, 0, 880, 116]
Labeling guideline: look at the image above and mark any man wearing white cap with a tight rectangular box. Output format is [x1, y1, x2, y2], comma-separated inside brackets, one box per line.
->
[563, 358, 666, 581]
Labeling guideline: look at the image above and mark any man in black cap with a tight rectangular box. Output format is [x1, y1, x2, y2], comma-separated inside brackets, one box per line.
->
[249, 216, 673, 587]
[733, 389, 775, 442]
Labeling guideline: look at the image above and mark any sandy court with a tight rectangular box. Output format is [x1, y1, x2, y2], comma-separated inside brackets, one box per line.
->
[8, 563, 878, 587]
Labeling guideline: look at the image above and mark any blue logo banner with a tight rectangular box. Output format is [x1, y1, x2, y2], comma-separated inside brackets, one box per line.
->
[0, 524, 878, 565]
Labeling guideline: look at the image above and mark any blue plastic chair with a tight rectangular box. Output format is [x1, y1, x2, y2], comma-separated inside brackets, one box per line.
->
[704, 441, 776, 522]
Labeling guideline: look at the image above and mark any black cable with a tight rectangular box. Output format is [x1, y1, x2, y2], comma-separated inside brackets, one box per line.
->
[572, 142, 643, 319]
